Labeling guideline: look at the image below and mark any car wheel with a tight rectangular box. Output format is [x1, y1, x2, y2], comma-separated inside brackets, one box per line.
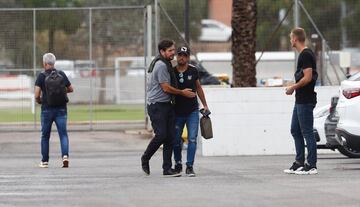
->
[337, 145, 360, 158]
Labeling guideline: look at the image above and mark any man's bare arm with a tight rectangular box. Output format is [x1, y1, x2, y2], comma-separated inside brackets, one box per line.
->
[160, 83, 196, 98]
[286, 68, 313, 95]
[67, 85, 74, 93]
[195, 80, 208, 110]
[35, 86, 42, 104]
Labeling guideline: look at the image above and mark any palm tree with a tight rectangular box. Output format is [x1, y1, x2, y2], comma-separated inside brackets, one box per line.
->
[231, 0, 257, 87]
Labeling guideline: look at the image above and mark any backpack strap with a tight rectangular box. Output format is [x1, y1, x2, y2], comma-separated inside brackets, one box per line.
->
[41, 69, 57, 76]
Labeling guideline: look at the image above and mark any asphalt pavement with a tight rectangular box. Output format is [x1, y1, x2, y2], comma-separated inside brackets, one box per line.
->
[1, 130, 360, 207]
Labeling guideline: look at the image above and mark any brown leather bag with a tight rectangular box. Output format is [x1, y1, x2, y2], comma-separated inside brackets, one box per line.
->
[200, 115, 213, 139]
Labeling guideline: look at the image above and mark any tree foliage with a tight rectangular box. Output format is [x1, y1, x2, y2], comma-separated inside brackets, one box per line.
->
[21, 0, 84, 52]
[256, 0, 360, 51]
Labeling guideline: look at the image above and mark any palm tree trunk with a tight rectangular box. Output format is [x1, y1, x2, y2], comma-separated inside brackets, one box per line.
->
[231, 0, 257, 87]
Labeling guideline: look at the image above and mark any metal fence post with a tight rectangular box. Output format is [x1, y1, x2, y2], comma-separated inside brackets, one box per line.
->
[322, 39, 327, 85]
[145, 5, 152, 130]
[89, 8, 93, 130]
[114, 60, 121, 104]
[155, 0, 159, 55]
[33, 9, 37, 129]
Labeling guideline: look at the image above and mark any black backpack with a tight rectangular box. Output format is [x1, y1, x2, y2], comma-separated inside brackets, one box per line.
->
[42, 70, 69, 106]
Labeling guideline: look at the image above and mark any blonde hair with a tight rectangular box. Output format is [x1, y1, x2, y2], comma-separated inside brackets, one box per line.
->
[291, 27, 306, 43]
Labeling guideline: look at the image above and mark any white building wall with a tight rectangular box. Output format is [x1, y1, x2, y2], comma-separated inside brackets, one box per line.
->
[200, 86, 339, 156]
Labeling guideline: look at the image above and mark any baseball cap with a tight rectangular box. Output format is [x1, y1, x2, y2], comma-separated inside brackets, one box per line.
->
[177, 46, 190, 56]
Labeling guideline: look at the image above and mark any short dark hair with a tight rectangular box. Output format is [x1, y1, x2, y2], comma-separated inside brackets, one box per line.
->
[158, 39, 175, 53]
[291, 27, 306, 43]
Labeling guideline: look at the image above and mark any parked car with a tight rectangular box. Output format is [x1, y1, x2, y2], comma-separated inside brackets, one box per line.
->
[324, 96, 341, 150]
[54, 60, 75, 78]
[315, 97, 360, 158]
[315, 72, 360, 158]
[313, 104, 330, 147]
[199, 19, 232, 42]
[335, 72, 360, 157]
[189, 61, 228, 85]
[74, 60, 97, 77]
[0, 60, 15, 75]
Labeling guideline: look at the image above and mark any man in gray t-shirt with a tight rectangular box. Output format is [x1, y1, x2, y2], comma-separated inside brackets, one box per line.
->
[141, 39, 196, 177]
[147, 61, 171, 104]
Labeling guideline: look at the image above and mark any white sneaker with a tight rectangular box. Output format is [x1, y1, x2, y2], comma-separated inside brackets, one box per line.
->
[294, 164, 318, 175]
[283, 162, 304, 174]
[62, 156, 69, 168]
[39, 161, 48, 168]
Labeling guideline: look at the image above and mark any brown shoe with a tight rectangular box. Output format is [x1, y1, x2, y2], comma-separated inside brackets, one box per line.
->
[62, 155, 69, 168]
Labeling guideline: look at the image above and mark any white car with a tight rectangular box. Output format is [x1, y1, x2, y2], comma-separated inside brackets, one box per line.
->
[54, 60, 75, 79]
[74, 60, 97, 77]
[199, 19, 232, 42]
[336, 72, 360, 152]
[313, 104, 330, 147]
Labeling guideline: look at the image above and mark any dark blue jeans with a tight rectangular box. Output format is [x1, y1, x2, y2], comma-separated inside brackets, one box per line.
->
[143, 102, 175, 171]
[290, 103, 317, 167]
[174, 110, 199, 167]
[41, 107, 69, 162]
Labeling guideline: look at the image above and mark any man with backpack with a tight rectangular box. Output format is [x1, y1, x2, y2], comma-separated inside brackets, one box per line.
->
[35, 53, 74, 168]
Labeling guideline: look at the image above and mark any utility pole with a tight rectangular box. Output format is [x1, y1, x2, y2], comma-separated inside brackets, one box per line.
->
[155, 0, 159, 54]
[184, 0, 190, 46]
[340, 1, 348, 49]
[293, 0, 300, 72]
[294, 0, 299, 28]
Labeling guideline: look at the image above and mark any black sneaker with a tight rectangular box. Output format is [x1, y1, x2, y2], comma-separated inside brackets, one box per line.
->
[141, 156, 150, 175]
[175, 163, 182, 173]
[295, 164, 318, 175]
[283, 162, 304, 174]
[163, 168, 181, 177]
[185, 166, 196, 177]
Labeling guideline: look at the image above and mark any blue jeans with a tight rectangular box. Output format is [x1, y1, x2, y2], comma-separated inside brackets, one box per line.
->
[173, 110, 199, 167]
[290, 103, 317, 167]
[41, 107, 69, 162]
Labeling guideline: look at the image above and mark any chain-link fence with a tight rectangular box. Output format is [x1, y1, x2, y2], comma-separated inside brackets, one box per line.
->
[1, 1, 360, 130]
[0, 6, 147, 131]
[157, 0, 360, 85]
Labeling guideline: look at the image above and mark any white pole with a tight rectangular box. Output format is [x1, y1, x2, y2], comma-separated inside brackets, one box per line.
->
[147, 5, 152, 67]
[115, 60, 121, 104]
[146, 5, 152, 130]
[154, 0, 159, 54]
[33, 9, 37, 128]
[294, 0, 299, 28]
[322, 39, 327, 85]
[89, 8, 93, 130]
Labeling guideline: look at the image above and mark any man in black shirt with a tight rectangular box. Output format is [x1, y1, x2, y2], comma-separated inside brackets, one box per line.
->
[284, 28, 318, 175]
[173, 46, 209, 176]
[35, 53, 73, 168]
